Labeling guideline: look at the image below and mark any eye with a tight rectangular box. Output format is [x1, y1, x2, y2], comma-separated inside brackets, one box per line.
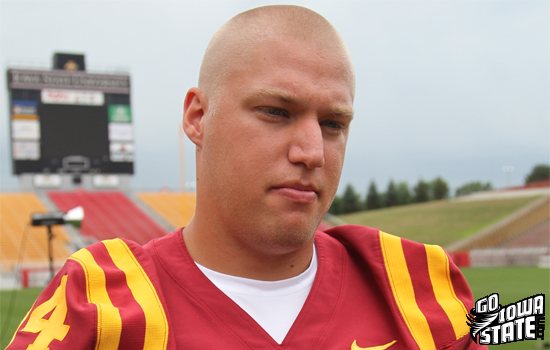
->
[258, 107, 290, 118]
[320, 119, 345, 134]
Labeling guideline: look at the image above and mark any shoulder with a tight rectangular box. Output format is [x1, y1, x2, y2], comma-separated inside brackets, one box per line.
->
[7, 236, 173, 350]
[319, 225, 481, 349]
[70, 232, 181, 281]
[70, 236, 155, 275]
[319, 225, 466, 283]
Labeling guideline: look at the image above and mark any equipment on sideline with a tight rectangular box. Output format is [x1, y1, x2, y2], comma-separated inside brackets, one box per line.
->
[31, 206, 84, 279]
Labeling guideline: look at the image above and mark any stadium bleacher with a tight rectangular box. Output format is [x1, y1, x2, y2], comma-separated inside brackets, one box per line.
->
[448, 195, 550, 267]
[138, 192, 196, 229]
[0, 193, 70, 271]
[0, 189, 200, 288]
[48, 190, 166, 245]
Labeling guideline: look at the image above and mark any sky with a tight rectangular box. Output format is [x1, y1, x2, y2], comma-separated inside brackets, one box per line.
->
[1, 0, 549, 195]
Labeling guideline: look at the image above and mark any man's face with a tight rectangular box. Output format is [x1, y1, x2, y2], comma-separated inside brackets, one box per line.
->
[197, 36, 354, 254]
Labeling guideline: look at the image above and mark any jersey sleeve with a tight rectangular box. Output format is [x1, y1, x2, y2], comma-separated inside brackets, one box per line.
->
[6, 238, 171, 350]
[6, 257, 98, 349]
[324, 224, 487, 349]
[380, 230, 487, 349]
[379, 231, 486, 349]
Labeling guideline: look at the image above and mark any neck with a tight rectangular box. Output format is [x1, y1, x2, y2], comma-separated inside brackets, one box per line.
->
[182, 218, 315, 281]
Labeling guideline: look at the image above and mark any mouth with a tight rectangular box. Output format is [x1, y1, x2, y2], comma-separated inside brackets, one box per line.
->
[270, 182, 319, 204]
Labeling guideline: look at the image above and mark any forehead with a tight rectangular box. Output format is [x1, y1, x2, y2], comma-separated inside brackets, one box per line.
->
[221, 36, 355, 108]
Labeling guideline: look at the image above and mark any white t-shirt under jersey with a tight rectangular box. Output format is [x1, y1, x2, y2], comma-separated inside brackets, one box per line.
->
[196, 248, 318, 344]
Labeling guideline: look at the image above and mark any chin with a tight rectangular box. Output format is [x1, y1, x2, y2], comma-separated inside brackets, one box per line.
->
[240, 207, 322, 254]
[271, 217, 319, 247]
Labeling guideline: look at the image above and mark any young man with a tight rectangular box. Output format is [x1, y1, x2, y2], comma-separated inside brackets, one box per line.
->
[8, 5, 484, 349]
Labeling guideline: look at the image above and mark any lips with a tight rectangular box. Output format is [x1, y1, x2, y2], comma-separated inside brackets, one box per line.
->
[270, 182, 319, 204]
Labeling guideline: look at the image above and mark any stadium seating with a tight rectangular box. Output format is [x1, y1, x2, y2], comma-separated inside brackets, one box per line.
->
[449, 196, 550, 251]
[0, 193, 70, 271]
[501, 219, 550, 248]
[48, 190, 166, 245]
[138, 192, 196, 229]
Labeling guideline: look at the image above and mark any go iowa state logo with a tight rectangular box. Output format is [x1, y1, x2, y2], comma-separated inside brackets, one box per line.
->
[467, 293, 545, 345]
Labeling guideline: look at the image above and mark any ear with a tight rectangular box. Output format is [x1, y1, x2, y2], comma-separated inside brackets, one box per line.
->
[183, 87, 207, 148]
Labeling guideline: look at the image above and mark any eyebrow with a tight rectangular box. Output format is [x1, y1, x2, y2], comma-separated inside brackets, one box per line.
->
[245, 88, 297, 105]
[329, 105, 355, 121]
[244, 88, 354, 120]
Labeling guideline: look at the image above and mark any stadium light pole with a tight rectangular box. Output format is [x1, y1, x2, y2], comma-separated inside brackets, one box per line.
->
[46, 224, 55, 279]
[502, 165, 515, 189]
[31, 207, 84, 281]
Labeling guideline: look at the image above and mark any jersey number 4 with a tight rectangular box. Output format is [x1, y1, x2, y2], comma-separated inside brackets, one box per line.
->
[21, 275, 71, 349]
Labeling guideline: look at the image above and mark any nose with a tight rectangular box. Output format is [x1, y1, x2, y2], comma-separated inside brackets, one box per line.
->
[288, 118, 325, 169]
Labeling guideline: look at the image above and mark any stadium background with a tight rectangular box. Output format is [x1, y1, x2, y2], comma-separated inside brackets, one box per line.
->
[1, 1, 549, 349]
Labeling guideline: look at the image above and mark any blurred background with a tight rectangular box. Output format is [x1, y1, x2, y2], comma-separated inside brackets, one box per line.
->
[0, 0, 548, 348]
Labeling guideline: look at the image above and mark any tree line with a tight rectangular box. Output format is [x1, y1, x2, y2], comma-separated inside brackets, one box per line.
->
[329, 177, 450, 215]
[329, 163, 549, 215]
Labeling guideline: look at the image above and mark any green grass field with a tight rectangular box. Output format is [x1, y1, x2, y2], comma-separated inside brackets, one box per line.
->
[0, 287, 40, 348]
[1, 267, 547, 349]
[339, 196, 539, 246]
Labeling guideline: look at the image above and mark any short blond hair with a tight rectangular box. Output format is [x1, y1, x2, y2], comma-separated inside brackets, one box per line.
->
[198, 5, 355, 106]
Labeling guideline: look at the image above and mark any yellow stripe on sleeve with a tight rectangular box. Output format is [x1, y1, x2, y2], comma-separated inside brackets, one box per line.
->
[425, 244, 469, 339]
[380, 232, 435, 350]
[69, 249, 122, 350]
[103, 239, 169, 350]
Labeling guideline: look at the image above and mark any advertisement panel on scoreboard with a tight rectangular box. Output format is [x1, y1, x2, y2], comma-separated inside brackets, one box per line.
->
[6, 68, 134, 175]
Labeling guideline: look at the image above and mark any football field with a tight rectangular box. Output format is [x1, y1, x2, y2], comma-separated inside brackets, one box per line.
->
[1, 267, 548, 348]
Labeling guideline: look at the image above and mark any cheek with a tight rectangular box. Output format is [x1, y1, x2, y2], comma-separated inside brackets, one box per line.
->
[324, 141, 346, 173]
[206, 128, 271, 186]
[321, 143, 346, 197]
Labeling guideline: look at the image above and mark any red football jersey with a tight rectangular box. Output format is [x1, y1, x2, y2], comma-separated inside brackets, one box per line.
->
[7, 225, 485, 349]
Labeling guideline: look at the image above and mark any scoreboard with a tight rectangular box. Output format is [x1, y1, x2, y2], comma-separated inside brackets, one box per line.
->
[7, 67, 133, 175]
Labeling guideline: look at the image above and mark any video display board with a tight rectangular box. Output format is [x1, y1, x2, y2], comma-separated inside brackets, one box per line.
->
[7, 69, 133, 175]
